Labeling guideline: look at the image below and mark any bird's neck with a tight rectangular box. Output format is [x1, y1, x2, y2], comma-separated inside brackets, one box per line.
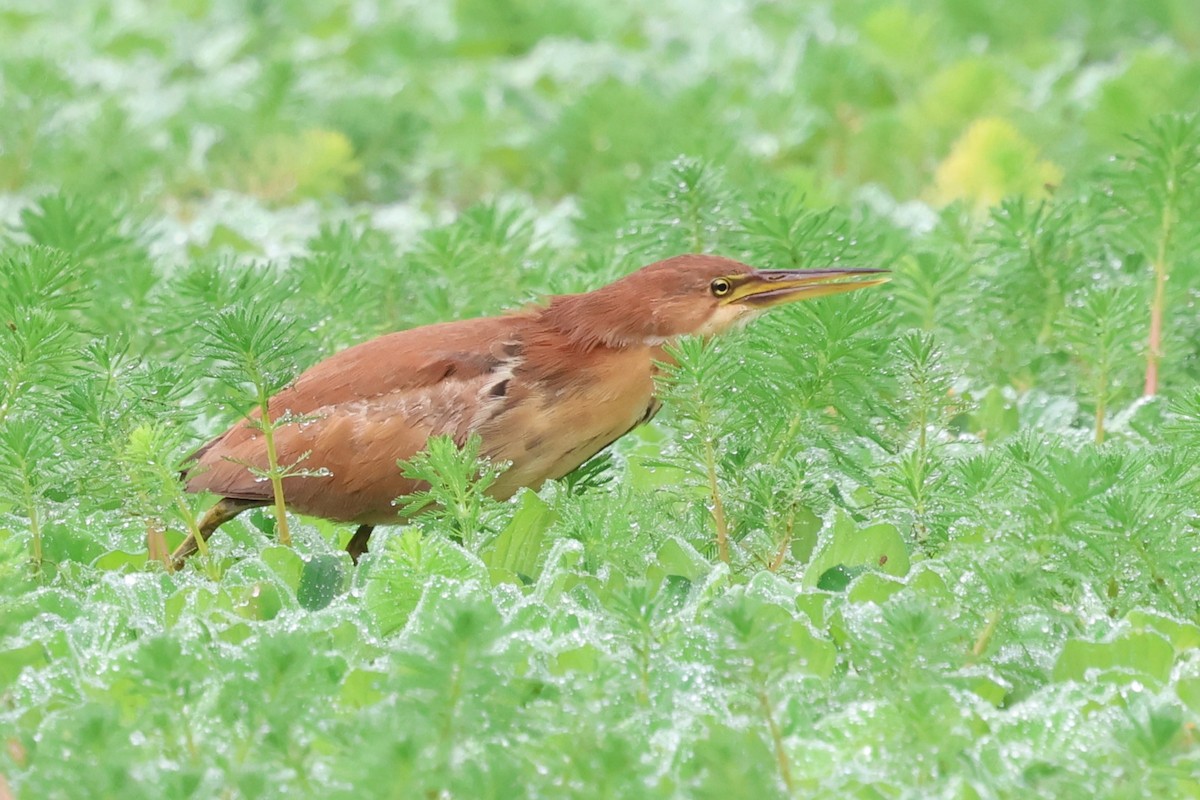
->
[538, 291, 668, 351]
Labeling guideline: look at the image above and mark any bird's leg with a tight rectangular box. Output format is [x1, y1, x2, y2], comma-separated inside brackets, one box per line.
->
[346, 524, 375, 564]
[170, 497, 265, 570]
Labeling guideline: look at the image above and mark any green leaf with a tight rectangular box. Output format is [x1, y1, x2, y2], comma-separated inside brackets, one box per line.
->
[482, 489, 554, 582]
[297, 554, 345, 611]
[803, 512, 910, 588]
[1177, 678, 1200, 714]
[93, 549, 144, 572]
[960, 670, 1009, 706]
[395, 434, 507, 551]
[1053, 631, 1175, 688]
[847, 571, 905, 603]
[0, 641, 47, 687]
[260, 545, 304, 590]
[552, 644, 602, 676]
[165, 584, 234, 628]
[233, 581, 286, 621]
[654, 536, 709, 582]
[340, 669, 386, 709]
[42, 520, 104, 565]
[816, 564, 863, 592]
[364, 529, 488, 636]
[1125, 610, 1200, 653]
[795, 592, 829, 629]
[200, 302, 305, 398]
[787, 504, 823, 566]
[789, 620, 838, 679]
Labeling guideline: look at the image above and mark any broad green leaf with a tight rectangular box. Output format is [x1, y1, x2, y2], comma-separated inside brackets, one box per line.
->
[788, 504, 823, 565]
[219, 622, 253, 645]
[654, 536, 709, 582]
[364, 528, 488, 636]
[533, 539, 586, 606]
[1053, 631, 1175, 688]
[803, 512, 910, 588]
[817, 564, 863, 592]
[962, 672, 1009, 706]
[42, 520, 104, 566]
[1125, 610, 1200, 652]
[790, 620, 838, 679]
[297, 553, 345, 611]
[795, 592, 829, 629]
[165, 585, 233, 628]
[233, 581, 286, 621]
[92, 549, 144, 572]
[1177, 678, 1200, 714]
[0, 642, 46, 687]
[482, 489, 555, 582]
[847, 572, 905, 604]
[260, 545, 304, 590]
[552, 644, 603, 676]
[340, 669, 386, 709]
[907, 568, 951, 599]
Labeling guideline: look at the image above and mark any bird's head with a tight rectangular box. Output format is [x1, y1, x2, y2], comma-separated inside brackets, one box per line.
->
[544, 254, 889, 349]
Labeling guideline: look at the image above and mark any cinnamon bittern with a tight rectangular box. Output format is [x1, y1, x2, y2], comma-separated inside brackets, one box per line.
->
[174, 254, 887, 568]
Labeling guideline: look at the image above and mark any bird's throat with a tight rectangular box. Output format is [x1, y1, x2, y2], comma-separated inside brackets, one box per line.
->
[694, 303, 761, 336]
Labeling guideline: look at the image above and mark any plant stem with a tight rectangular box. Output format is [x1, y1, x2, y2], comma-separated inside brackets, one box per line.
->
[174, 496, 208, 560]
[1022, 232, 1059, 346]
[24, 480, 42, 575]
[258, 396, 291, 547]
[146, 520, 170, 571]
[1144, 195, 1175, 396]
[757, 689, 794, 793]
[704, 435, 730, 564]
[767, 510, 795, 573]
[971, 610, 1001, 659]
[1094, 370, 1108, 445]
[769, 412, 804, 468]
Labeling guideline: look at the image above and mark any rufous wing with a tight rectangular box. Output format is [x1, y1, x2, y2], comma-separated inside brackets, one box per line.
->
[184, 315, 523, 523]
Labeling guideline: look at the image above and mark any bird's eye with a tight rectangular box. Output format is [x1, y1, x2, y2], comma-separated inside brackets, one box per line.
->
[710, 278, 733, 297]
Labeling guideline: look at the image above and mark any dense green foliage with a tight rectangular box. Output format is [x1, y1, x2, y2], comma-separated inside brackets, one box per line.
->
[3, 0, 1200, 796]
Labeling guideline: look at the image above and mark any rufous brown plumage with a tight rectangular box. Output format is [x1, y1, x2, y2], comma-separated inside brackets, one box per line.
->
[173, 254, 887, 567]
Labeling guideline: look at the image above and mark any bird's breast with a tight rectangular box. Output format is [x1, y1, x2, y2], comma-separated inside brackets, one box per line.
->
[481, 344, 660, 497]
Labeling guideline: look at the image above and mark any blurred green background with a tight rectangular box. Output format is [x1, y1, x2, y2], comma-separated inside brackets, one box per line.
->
[2, 0, 1196, 216]
[4, 1, 1200, 798]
